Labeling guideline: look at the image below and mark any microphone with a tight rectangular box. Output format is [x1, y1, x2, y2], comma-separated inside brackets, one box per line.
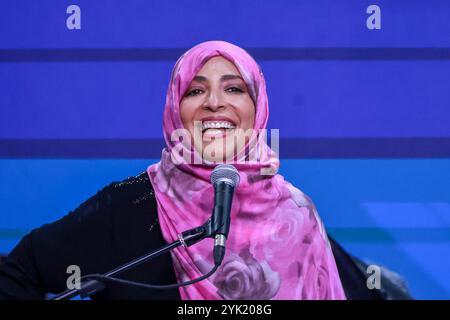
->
[210, 164, 240, 266]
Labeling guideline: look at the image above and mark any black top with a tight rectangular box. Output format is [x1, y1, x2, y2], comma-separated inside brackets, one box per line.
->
[0, 172, 413, 300]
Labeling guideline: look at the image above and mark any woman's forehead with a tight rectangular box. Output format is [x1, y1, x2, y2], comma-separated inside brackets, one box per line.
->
[196, 56, 241, 76]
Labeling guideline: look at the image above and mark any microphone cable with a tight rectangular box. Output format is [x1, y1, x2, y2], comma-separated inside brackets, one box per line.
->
[77, 262, 220, 291]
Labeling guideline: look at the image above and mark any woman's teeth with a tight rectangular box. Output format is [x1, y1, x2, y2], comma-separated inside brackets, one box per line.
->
[201, 121, 236, 132]
[201, 121, 236, 137]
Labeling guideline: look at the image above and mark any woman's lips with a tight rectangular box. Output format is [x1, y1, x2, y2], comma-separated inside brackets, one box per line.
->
[199, 116, 237, 126]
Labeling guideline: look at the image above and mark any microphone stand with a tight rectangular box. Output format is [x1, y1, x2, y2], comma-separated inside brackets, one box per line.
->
[51, 218, 216, 300]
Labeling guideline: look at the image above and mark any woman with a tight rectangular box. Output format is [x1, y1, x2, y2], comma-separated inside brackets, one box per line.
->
[147, 41, 346, 300]
[0, 41, 408, 300]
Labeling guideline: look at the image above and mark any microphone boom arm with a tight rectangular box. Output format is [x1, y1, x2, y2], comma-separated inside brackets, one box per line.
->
[52, 217, 216, 300]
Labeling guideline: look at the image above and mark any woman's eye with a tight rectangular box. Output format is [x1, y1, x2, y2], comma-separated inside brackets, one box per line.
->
[226, 87, 243, 93]
[186, 89, 203, 97]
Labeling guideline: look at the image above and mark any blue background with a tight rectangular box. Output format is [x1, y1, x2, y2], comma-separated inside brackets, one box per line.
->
[1, 0, 449, 299]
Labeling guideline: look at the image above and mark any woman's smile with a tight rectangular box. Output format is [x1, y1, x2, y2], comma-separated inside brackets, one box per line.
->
[200, 116, 237, 139]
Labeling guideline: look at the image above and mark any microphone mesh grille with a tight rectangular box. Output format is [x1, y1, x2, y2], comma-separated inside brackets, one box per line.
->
[210, 164, 240, 188]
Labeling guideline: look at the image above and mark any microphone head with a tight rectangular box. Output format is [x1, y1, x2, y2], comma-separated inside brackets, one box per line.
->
[211, 164, 240, 188]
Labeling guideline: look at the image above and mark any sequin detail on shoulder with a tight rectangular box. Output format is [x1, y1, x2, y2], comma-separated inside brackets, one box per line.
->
[132, 193, 151, 205]
[111, 171, 156, 206]
[148, 218, 159, 232]
[112, 172, 150, 188]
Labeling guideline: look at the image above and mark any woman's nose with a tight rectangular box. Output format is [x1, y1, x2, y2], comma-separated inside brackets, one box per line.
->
[203, 89, 225, 111]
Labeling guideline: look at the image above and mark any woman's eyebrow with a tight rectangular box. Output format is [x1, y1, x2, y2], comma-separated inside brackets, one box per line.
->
[192, 75, 208, 83]
[192, 74, 244, 83]
[220, 74, 244, 81]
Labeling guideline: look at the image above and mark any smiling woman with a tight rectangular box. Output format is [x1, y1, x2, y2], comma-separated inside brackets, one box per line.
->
[0, 40, 412, 301]
[146, 41, 346, 300]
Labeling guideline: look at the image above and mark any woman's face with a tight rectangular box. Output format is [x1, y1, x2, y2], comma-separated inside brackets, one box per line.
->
[180, 56, 256, 162]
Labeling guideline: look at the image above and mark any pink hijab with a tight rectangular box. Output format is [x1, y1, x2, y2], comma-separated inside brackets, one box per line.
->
[147, 40, 346, 300]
